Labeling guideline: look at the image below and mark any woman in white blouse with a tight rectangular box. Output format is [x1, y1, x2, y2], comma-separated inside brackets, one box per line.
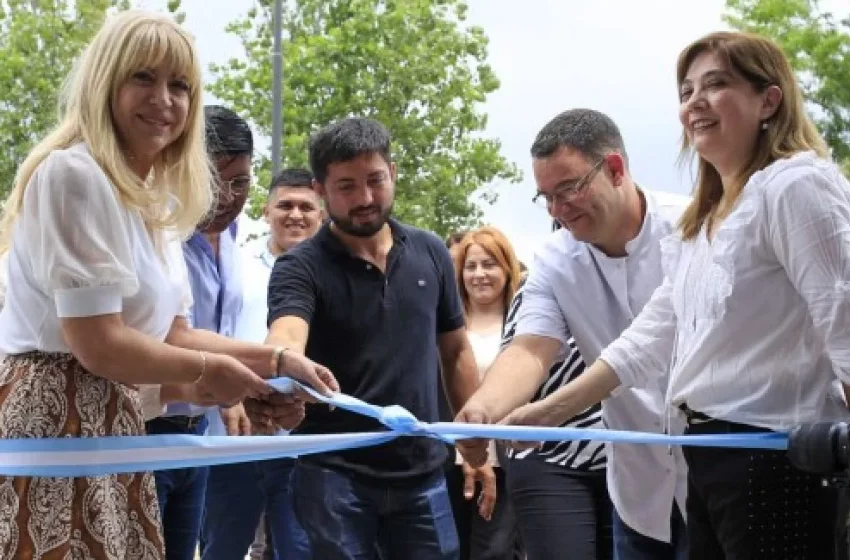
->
[480, 32, 850, 559]
[449, 226, 523, 560]
[0, 11, 336, 559]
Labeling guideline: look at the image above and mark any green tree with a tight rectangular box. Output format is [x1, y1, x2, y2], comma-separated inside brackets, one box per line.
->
[0, 0, 184, 199]
[209, 0, 521, 237]
[725, 0, 850, 169]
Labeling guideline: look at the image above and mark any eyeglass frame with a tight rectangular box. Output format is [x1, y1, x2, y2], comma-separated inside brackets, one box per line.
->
[532, 156, 607, 209]
[217, 175, 252, 193]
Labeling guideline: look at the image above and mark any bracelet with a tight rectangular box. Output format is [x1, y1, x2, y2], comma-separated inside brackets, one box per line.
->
[195, 351, 207, 383]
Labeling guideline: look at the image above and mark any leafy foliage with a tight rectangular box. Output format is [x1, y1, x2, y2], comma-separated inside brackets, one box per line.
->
[725, 0, 850, 168]
[209, 0, 521, 236]
[0, 0, 185, 198]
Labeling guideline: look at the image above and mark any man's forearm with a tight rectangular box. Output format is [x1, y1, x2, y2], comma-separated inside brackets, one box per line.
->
[264, 321, 309, 356]
[441, 344, 480, 414]
[470, 344, 550, 422]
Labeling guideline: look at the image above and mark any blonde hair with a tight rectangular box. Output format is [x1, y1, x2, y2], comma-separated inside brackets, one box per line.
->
[0, 10, 212, 252]
[676, 31, 828, 240]
[451, 226, 523, 317]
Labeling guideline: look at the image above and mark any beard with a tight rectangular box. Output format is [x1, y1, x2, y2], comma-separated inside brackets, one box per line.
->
[328, 203, 393, 238]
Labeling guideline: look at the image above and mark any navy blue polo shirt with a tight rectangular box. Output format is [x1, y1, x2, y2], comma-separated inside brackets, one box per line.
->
[267, 219, 465, 482]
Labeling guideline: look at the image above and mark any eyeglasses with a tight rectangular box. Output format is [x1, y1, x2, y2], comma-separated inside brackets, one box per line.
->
[532, 158, 606, 209]
[219, 175, 251, 193]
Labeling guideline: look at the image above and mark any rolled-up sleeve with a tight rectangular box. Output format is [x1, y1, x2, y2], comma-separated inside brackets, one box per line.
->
[767, 165, 850, 384]
[26, 149, 139, 318]
[599, 277, 677, 389]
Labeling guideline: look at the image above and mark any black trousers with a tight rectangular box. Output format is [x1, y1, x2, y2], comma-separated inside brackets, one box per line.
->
[505, 457, 612, 560]
[445, 461, 521, 560]
[684, 417, 849, 560]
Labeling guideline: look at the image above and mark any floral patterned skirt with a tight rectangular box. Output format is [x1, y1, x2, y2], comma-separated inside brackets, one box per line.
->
[0, 352, 164, 559]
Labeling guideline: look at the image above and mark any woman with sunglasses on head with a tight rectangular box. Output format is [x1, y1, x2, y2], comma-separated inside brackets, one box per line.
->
[497, 31, 850, 559]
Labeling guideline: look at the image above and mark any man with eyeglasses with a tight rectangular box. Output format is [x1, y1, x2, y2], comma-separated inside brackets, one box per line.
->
[145, 105, 254, 559]
[455, 109, 691, 560]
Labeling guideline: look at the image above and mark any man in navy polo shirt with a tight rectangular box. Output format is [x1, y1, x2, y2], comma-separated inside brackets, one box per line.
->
[265, 117, 488, 559]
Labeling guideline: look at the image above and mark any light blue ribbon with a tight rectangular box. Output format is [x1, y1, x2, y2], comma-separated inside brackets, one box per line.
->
[269, 378, 789, 450]
[0, 378, 788, 477]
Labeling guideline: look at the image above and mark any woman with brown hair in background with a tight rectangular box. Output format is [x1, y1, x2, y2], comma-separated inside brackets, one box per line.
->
[448, 226, 523, 560]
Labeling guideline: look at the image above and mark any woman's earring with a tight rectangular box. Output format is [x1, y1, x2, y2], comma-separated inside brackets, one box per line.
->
[761, 121, 769, 131]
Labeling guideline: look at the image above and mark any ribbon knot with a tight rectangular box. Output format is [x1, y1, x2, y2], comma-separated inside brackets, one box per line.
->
[378, 405, 421, 434]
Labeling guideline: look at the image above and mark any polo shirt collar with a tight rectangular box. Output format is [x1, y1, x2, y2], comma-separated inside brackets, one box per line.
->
[317, 217, 408, 259]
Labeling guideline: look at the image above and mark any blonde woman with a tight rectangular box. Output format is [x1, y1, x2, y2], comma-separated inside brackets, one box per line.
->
[0, 11, 335, 558]
[450, 226, 522, 560]
[471, 31, 850, 559]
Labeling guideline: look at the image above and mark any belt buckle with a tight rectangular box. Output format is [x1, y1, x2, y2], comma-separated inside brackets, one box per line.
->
[165, 414, 202, 431]
[185, 415, 203, 431]
[679, 404, 710, 424]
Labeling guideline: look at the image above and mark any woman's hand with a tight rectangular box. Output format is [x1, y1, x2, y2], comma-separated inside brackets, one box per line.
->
[462, 462, 497, 521]
[195, 352, 272, 407]
[498, 399, 564, 451]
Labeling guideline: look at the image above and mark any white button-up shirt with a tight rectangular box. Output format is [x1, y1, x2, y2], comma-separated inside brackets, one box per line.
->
[234, 238, 277, 345]
[231, 237, 293, 436]
[602, 153, 850, 431]
[515, 189, 690, 542]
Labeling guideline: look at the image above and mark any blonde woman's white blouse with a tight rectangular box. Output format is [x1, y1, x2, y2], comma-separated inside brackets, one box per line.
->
[0, 143, 193, 419]
[601, 152, 850, 430]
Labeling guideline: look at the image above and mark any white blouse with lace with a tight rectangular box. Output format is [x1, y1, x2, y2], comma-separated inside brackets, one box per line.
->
[601, 152, 850, 431]
[0, 143, 192, 420]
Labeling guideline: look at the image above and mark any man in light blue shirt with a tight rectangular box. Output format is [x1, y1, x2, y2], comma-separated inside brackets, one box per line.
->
[145, 105, 253, 560]
[202, 168, 324, 560]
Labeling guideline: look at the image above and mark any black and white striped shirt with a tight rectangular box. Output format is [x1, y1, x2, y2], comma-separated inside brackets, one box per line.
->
[501, 283, 606, 471]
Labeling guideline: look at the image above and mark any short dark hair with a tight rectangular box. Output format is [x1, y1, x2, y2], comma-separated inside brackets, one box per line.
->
[530, 109, 628, 166]
[205, 105, 253, 158]
[445, 231, 467, 250]
[308, 117, 392, 183]
[269, 168, 313, 195]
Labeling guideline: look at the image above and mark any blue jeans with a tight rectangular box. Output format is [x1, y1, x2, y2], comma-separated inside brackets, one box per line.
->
[612, 505, 687, 560]
[293, 461, 459, 560]
[201, 458, 309, 560]
[146, 415, 210, 560]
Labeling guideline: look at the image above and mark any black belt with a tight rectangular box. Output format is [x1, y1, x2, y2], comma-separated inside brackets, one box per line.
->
[148, 414, 206, 431]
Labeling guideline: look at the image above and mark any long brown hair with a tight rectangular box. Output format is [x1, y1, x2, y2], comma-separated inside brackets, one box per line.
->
[676, 31, 828, 240]
[451, 226, 522, 318]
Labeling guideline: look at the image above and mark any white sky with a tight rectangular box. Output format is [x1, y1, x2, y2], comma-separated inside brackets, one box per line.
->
[138, 0, 849, 261]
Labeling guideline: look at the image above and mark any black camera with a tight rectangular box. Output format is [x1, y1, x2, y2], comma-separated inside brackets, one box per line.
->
[787, 422, 850, 475]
